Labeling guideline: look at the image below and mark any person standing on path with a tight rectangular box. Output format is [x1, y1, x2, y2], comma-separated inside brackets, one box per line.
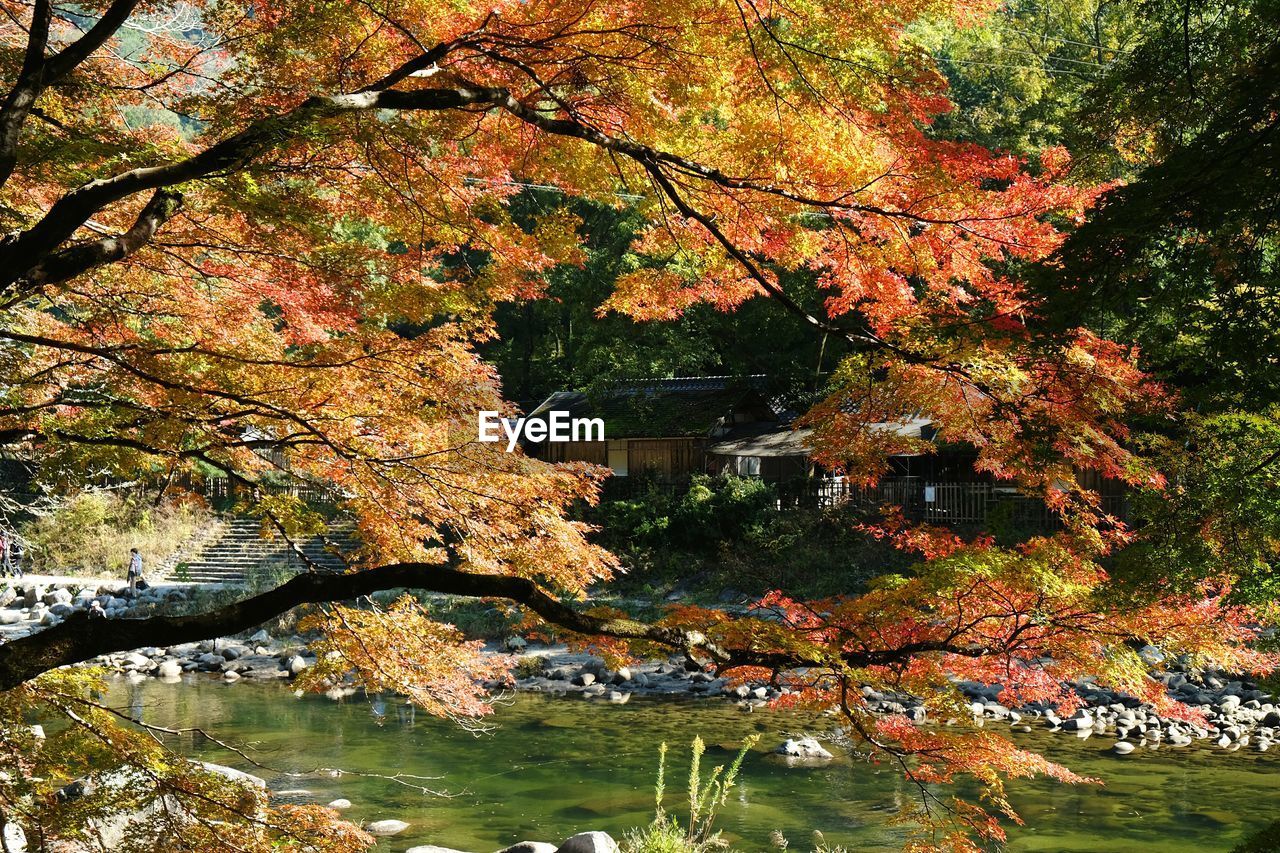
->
[127, 547, 143, 596]
[0, 530, 12, 578]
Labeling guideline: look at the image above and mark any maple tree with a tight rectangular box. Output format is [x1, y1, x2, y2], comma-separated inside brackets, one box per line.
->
[0, 0, 1272, 850]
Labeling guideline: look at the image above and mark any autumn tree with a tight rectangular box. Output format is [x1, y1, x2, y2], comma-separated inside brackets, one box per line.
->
[0, 0, 1271, 849]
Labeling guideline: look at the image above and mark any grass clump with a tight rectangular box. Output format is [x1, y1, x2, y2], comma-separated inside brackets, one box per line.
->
[624, 734, 759, 853]
[514, 656, 546, 679]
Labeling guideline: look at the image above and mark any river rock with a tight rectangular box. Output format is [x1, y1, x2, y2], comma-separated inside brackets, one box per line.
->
[327, 798, 352, 809]
[571, 672, 596, 687]
[499, 842, 558, 853]
[248, 629, 271, 644]
[0, 586, 16, 608]
[1137, 645, 1166, 666]
[157, 659, 183, 679]
[1060, 714, 1093, 732]
[364, 819, 411, 836]
[0, 609, 22, 625]
[1113, 742, 1136, 755]
[775, 738, 833, 760]
[122, 652, 151, 669]
[285, 655, 311, 675]
[405, 847, 471, 853]
[200, 762, 266, 788]
[555, 831, 620, 853]
[42, 587, 72, 607]
[221, 645, 248, 661]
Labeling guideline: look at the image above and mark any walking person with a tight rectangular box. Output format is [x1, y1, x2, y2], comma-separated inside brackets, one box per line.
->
[0, 529, 12, 578]
[9, 537, 21, 578]
[127, 547, 143, 596]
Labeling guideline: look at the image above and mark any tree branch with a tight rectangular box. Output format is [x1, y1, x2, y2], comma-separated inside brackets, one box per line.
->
[0, 551, 1007, 691]
[0, 0, 53, 188]
[0, 558, 724, 690]
[0, 0, 143, 191]
[25, 188, 184, 285]
[0, 85, 489, 291]
[43, 0, 144, 82]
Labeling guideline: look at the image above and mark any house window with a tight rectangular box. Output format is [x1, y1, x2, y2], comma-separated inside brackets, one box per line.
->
[733, 455, 761, 477]
[607, 440, 629, 477]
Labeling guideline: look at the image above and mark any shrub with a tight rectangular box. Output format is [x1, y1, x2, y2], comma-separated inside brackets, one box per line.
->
[594, 475, 776, 552]
[18, 491, 211, 577]
[514, 656, 546, 679]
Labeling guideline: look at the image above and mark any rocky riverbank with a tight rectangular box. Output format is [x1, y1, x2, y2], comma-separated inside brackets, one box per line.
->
[0, 577, 196, 628]
[6, 578, 1280, 760]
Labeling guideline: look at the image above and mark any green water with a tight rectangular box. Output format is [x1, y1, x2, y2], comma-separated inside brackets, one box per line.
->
[106, 677, 1280, 852]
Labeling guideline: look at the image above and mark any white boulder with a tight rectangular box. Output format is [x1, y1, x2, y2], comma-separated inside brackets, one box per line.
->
[364, 819, 410, 836]
[555, 831, 620, 853]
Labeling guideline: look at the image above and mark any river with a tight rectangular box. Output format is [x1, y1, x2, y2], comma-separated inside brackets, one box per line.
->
[105, 676, 1280, 852]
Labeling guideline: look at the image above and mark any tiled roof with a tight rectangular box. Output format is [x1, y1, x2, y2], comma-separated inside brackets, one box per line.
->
[706, 418, 934, 457]
[524, 376, 780, 439]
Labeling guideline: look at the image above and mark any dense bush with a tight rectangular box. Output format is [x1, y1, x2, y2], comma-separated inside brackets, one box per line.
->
[588, 476, 906, 601]
[18, 491, 210, 577]
[593, 475, 778, 551]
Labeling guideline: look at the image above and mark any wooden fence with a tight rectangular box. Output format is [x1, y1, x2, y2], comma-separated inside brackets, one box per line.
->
[605, 474, 1127, 530]
[195, 471, 1126, 531]
[193, 476, 340, 507]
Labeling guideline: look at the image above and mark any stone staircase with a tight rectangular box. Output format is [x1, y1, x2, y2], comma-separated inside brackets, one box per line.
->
[166, 517, 357, 585]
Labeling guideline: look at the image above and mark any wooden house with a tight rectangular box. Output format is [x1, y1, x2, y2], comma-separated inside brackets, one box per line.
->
[522, 375, 1127, 526]
[522, 376, 788, 481]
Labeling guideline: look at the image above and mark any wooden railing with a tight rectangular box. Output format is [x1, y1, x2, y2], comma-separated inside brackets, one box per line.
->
[778, 478, 1128, 528]
[195, 471, 1127, 531]
[601, 474, 1128, 530]
[921, 483, 991, 524]
[193, 476, 341, 507]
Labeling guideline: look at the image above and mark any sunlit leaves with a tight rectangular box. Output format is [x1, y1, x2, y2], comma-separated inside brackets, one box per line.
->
[297, 597, 512, 722]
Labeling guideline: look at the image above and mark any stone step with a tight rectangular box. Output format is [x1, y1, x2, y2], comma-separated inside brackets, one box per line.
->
[158, 515, 358, 584]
